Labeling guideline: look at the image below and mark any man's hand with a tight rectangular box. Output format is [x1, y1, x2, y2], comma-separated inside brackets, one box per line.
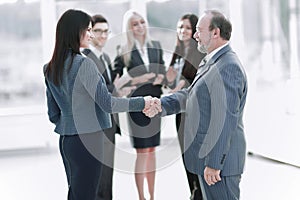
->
[204, 166, 221, 186]
[143, 96, 161, 117]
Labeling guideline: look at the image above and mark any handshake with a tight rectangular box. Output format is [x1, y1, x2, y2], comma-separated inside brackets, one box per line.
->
[143, 96, 162, 118]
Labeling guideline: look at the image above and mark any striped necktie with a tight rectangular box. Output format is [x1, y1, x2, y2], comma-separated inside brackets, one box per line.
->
[196, 58, 207, 75]
[188, 58, 208, 91]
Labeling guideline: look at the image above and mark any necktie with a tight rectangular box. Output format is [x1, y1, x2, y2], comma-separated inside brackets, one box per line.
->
[100, 54, 112, 83]
[188, 58, 208, 91]
[196, 58, 207, 75]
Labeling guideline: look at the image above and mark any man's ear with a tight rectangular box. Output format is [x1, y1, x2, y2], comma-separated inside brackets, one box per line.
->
[213, 28, 220, 38]
[214, 28, 220, 36]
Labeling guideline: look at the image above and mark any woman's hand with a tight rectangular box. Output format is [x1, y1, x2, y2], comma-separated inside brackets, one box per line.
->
[117, 86, 136, 97]
[152, 74, 164, 85]
[113, 73, 132, 90]
[169, 80, 185, 93]
[166, 66, 177, 84]
[131, 72, 156, 85]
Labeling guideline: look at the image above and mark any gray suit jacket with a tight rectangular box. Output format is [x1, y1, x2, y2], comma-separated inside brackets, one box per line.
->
[44, 51, 145, 135]
[161, 45, 248, 176]
[82, 49, 121, 135]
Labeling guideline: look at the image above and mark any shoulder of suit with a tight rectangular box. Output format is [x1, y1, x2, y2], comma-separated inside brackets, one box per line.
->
[149, 40, 162, 49]
[82, 48, 91, 55]
[102, 52, 111, 59]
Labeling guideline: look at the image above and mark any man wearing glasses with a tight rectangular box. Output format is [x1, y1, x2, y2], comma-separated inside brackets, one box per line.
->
[82, 14, 135, 200]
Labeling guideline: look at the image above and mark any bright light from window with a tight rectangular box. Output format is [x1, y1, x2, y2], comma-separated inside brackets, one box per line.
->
[0, 0, 17, 5]
[0, 0, 39, 4]
[24, 0, 39, 3]
[147, 0, 170, 2]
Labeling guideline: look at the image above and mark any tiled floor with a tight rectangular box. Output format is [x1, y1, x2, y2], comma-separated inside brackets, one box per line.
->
[0, 121, 299, 200]
[1, 78, 300, 200]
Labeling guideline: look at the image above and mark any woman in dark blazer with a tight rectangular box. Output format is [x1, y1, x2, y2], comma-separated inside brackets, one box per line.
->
[43, 9, 152, 200]
[167, 13, 206, 200]
[114, 9, 165, 200]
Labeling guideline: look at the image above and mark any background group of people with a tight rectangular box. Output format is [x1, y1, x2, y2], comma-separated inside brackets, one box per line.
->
[44, 7, 247, 200]
[81, 10, 204, 200]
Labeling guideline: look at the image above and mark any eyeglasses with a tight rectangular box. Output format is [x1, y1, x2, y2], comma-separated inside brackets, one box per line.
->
[92, 29, 111, 35]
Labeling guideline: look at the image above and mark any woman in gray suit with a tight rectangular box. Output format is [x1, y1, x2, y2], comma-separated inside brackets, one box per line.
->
[43, 9, 156, 200]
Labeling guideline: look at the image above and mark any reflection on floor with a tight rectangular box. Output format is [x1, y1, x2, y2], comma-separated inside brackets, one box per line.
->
[0, 133, 299, 200]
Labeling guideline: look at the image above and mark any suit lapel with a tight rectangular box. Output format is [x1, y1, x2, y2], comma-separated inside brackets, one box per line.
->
[131, 45, 149, 73]
[147, 43, 156, 64]
[132, 46, 144, 63]
[188, 45, 232, 91]
[189, 63, 211, 89]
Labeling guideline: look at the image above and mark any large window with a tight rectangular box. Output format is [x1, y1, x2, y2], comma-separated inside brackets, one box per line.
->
[0, 1, 44, 108]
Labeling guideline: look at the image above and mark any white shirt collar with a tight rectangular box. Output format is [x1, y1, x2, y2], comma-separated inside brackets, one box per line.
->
[205, 42, 229, 63]
[89, 44, 103, 58]
[135, 40, 147, 49]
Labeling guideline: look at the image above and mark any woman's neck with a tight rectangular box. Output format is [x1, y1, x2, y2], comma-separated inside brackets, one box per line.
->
[135, 36, 145, 46]
[183, 39, 190, 49]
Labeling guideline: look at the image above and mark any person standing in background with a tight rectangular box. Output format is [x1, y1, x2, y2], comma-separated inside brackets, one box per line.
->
[114, 9, 166, 200]
[82, 14, 135, 200]
[166, 13, 205, 200]
[44, 9, 157, 200]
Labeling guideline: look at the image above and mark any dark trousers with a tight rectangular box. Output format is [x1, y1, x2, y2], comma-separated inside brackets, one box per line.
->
[198, 174, 241, 200]
[59, 132, 103, 200]
[96, 127, 116, 200]
[176, 114, 203, 200]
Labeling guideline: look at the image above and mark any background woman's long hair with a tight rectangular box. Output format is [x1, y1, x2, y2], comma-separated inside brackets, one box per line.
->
[44, 9, 91, 86]
[121, 9, 152, 66]
[169, 14, 198, 68]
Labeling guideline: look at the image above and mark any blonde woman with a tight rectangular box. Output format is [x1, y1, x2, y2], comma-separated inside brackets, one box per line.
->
[114, 10, 166, 200]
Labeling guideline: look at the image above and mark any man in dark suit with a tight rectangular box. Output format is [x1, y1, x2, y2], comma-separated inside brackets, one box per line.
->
[144, 10, 248, 200]
[82, 14, 135, 200]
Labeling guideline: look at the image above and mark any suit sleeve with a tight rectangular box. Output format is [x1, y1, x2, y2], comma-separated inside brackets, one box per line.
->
[152, 41, 168, 86]
[45, 80, 61, 124]
[160, 89, 188, 116]
[156, 41, 166, 75]
[77, 57, 145, 113]
[203, 63, 245, 170]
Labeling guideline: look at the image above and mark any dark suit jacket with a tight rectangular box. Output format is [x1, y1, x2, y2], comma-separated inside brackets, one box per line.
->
[113, 40, 165, 133]
[161, 45, 248, 176]
[114, 40, 165, 98]
[82, 48, 120, 134]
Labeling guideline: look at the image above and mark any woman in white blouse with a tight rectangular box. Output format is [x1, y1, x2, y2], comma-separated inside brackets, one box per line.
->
[114, 9, 166, 200]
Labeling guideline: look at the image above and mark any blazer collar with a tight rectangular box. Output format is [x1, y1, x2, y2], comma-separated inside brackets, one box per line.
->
[188, 45, 232, 91]
[132, 42, 156, 64]
[206, 44, 232, 66]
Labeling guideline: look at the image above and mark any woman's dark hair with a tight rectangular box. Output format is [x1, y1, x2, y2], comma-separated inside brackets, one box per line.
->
[44, 9, 91, 85]
[169, 13, 203, 81]
[170, 14, 198, 66]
